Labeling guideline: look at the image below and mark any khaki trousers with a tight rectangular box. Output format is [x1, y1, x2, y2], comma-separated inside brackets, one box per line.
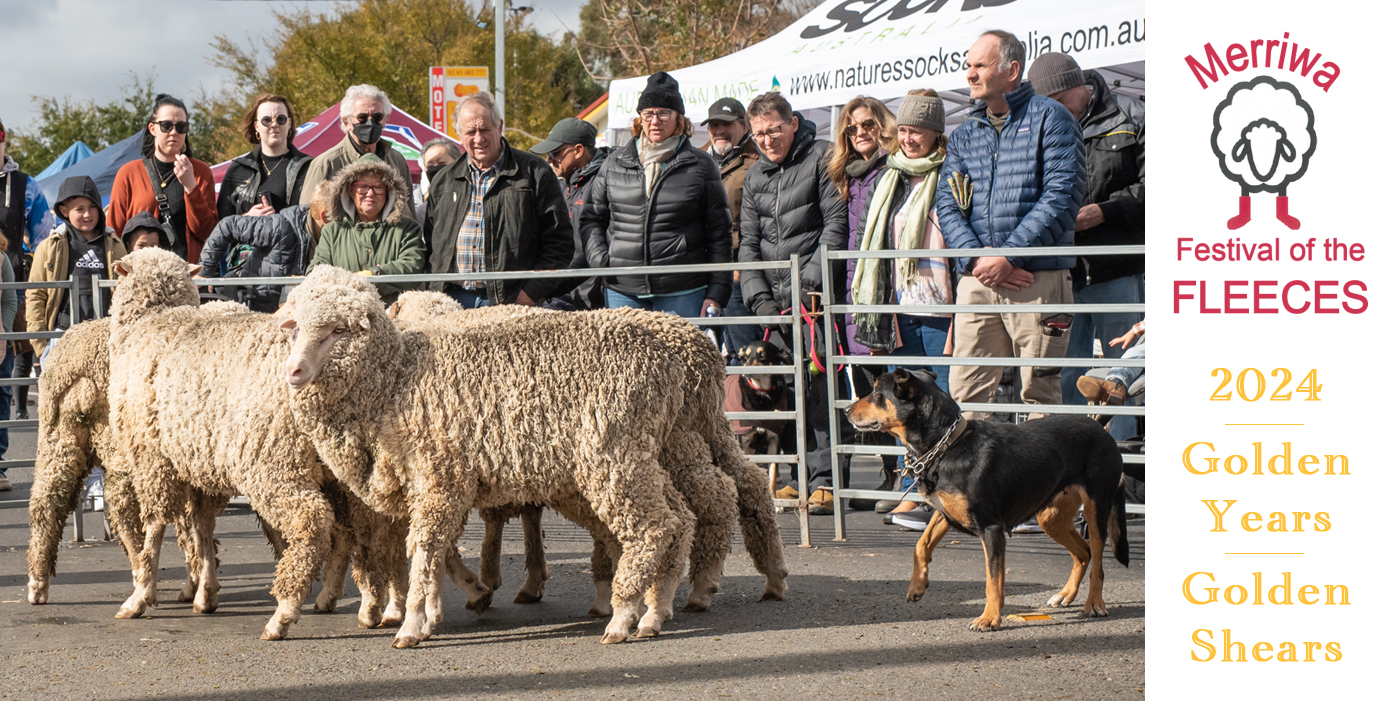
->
[950, 270, 1073, 420]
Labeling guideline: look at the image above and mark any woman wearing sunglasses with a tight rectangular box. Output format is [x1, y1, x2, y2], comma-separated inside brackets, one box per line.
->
[216, 95, 311, 220]
[109, 94, 217, 263]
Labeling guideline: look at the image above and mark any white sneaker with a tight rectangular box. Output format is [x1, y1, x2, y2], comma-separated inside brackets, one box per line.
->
[1011, 520, 1043, 535]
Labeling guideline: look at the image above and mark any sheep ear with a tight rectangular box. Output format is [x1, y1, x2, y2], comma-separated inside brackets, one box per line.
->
[113, 260, 132, 277]
[386, 299, 402, 319]
[1231, 139, 1249, 161]
[1279, 138, 1296, 161]
[360, 316, 371, 330]
[279, 318, 297, 331]
[187, 264, 203, 277]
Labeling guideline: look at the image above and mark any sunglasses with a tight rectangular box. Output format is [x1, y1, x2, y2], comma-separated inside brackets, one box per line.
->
[259, 114, 290, 127]
[546, 144, 577, 164]
[154, 120, 189, 134]
[354, 112, 385, 125]
[844, 119, 879, 136]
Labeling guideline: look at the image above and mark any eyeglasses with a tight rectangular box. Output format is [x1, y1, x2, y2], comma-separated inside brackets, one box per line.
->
[154, 120, 189, 134]
[640, 109, 675, 123]
[753, 126, 789, 142]
[259, 114, 290, 127]
[545, 145, 577, 165]
[354, 112, 385, 125]
[352, 183, 387, 195]
[844, 119, 879, 136]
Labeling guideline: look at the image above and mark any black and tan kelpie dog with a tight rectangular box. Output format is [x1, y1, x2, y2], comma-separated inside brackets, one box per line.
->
[846, 368, 1129, 631]
[730, 340, 796, 495]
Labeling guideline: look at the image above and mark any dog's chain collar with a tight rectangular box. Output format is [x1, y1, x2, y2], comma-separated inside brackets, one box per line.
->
[903, 415, 968, 479]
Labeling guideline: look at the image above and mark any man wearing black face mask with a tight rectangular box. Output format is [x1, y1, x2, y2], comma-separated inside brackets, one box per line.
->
[300, 84, 413, 206]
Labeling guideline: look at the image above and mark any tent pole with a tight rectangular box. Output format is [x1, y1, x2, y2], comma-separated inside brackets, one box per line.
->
[496, 0, 506, 126]
[830, 105, 839, 141]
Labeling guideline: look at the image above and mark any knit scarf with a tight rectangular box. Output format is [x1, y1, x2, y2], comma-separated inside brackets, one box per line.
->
[638, 135, 682, 196]
[850, 149, 944, 334]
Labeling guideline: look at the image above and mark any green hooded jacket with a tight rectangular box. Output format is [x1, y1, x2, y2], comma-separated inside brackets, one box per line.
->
[307, 154, 425, 303]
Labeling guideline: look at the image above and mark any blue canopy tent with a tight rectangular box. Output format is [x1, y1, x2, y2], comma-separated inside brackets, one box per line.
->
[33, 141, 94, 181]
[37, 131, 143, 208]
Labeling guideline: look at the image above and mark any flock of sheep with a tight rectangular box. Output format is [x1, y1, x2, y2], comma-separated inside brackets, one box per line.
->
[24, 248, 788, 648]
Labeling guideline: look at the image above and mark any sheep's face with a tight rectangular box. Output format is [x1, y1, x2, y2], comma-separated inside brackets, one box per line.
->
[281, 265, 386, 393]
[1232, 118, 1296, 183]
[281, 312, 369, 389]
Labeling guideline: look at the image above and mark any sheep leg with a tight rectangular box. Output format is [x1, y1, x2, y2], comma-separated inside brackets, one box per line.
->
[250, 486, 335, 641]
[393, 496, 469, 649]
[315, 519, 353, 614]
[588, 537, 617, 618]
[190, 493, 224, 614]
[710, 417, 789, 601]
[443, 545, 494, 614]
[665, 432, 737, 613]
[548, 494, 617, 618]
[585, 454, 682, 644]
[116, 521, 166, 619]
[347, 507, 393, 628]
[638, 484, 695, 638]
[175, 513, 200, 604]
[258, 515, 289, 560]
[379, 516, 410, 627]
[25, 433, 97, 605]
[476, 506, 508, 593]
[515, 503, 549, 604]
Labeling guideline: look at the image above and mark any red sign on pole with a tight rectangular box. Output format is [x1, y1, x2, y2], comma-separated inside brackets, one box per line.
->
[429, 67, 490, 138]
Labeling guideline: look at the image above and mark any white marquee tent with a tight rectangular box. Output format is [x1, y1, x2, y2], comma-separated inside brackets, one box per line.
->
[605, 0, 1144, 142]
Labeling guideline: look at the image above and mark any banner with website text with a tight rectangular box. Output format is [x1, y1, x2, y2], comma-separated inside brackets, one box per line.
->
[1150, 0, 1390, 693]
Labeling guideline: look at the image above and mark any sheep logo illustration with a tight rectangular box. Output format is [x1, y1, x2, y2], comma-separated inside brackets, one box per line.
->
[1211, 76, 1316, 230]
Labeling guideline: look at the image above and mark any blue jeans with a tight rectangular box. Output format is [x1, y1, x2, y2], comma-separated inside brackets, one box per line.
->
[604, 288, 707, 318]
[1060, 274, 1144, 441]
[0, 343, 13, 463]
[890, 315, 951, 489]
[444, 285, 493, 309]
[1107, 343, 1145, 389]
[721, 290, 762, 364]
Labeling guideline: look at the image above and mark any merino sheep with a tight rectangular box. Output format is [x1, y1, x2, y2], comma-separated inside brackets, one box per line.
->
[26, 307, 408, 627]
[388, 292, 789, 613]
[1211, 75, 1316, 230]
[281, 267, 698, 647]
[102, 249, 432, 640]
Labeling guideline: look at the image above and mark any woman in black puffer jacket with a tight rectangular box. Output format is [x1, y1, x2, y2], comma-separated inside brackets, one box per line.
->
[580, 72, 731, 317]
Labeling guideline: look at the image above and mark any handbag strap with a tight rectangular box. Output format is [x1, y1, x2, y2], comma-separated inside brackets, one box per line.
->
[143, 157, 177, 229]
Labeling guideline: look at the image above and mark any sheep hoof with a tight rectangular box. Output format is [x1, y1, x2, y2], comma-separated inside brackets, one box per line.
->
[115, 598, 147, 619]
[314, 593, 339, 613]
[391, 634, 422, 649]
[260, 625, 289, 641]
[177, 586, 196, 603]
[635, 625, 660, 639]
[586, 605, 611, 618]
[681, 601, 708, 613]
[27, 578, 49, 605]
[513, 591, 543, 604]
[193, 601, 218, 615]
[599, 631, 629, 644]
[760, 579, 787, 602]
[377, 614, 402, 628]
[357, 612, 382, 629]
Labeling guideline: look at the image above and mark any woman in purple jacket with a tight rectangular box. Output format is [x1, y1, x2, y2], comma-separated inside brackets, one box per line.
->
[826, 96, 900, 509]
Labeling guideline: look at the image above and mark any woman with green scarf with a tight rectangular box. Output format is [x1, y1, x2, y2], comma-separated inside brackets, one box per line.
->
[850, 90, 953, 390]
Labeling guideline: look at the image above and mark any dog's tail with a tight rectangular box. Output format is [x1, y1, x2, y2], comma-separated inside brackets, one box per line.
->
[1108, 481, 1130, 567]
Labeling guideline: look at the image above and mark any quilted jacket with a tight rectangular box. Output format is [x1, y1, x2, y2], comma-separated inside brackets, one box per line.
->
[581, 137, 732, 303]
[935, 81, 1085, 275]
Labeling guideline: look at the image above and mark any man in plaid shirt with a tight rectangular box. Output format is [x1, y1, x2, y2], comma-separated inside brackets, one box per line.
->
[423, 92, 573, 308]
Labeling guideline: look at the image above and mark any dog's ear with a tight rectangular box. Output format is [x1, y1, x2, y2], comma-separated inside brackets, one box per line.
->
[777, 346, 794, 366]
[891, 368, 921, 401]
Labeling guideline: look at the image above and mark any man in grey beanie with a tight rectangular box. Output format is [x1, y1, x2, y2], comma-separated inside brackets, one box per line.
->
[1029, 52, 1145, 440]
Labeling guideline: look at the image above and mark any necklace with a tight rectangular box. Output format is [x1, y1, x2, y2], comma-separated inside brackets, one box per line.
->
[155, 159, 177, 189]
[261, 151, 288, 177]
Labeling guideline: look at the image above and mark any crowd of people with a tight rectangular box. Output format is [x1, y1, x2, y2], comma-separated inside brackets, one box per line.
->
[0, 31, 1143, 515]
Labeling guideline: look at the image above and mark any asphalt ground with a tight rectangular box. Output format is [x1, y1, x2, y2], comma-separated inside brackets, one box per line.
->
[0, 424, 1145, 700]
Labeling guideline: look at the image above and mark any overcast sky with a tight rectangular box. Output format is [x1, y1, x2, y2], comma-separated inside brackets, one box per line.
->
[0, 0, 585, 131]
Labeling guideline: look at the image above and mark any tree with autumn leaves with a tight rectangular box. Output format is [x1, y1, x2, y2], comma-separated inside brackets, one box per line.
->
[8, 0, 817, 171]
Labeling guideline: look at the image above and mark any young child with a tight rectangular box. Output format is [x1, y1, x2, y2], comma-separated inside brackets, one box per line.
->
[121, 211, 172, 253]
[26, 176, 127, 509]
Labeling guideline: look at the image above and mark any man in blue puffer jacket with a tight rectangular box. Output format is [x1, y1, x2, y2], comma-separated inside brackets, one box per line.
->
[935, 29, 1085, 419]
